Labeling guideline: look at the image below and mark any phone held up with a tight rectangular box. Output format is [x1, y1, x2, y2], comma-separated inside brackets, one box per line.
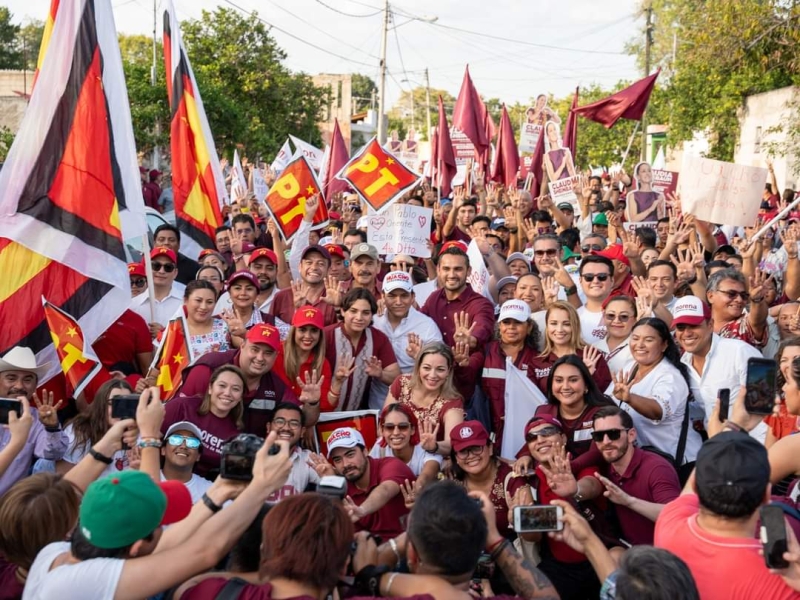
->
[760, 505, 790, 569]
[110, 395, 140, 420]
[744, 358, 777, 416]
[0, 398, 22, 425]
[717, 388, 730, 422]
[513, 505, 564, 533]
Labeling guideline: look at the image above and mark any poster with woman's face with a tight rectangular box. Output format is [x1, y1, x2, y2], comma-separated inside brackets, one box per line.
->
[543, 120, 562, 154]
[519, 94, 553, 153]
[626, 161, 669, 225]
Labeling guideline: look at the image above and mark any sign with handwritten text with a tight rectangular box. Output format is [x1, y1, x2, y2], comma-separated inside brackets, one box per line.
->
[368, 204, 433, 258]
[679, 156, 767, 226]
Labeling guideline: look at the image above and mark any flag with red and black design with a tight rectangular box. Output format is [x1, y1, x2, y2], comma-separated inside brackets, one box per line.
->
[31, 0, 60, 90]
[150, 314, 194, 402]
[0, 0, 146, 383]
[163, 0, 227, 261]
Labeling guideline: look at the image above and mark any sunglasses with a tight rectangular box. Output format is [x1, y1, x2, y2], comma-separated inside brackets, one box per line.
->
[590, 428, 629, 443]
[604, 313, 632, 323]
[272, 417, 302, 429]
[716, 289, 750, 302]
[383, 422, 412, 432]
[167, 434, 201, 449]
[151, 262, 176, 273]
[581, 244, 603, 252]
[534, 249, 557, 257]
[582, 273, 610, 282]
[525, 426, 561, 442]
[130, 278, 146, 288]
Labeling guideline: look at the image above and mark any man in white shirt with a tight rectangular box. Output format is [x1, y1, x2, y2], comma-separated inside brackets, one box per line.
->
[577, 255, 614, 344]
[371, 271, 443, 410]
[131, 247, 185, 337]
[160, 421, 212, 503]
[646, 259, 679, 315]
[264, 403, 320, 502]
[673, 295, 767, 442]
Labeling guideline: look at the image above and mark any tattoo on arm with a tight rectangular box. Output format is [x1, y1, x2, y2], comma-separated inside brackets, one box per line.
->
[495, 544, 559, 599]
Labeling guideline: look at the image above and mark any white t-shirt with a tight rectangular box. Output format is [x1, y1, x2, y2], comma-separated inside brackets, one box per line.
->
[605, 358, 702, 463]
[265, 447, 320, 502]
[369, 443, 442, 476]
[159, 471, 212, 504]
[23, 542, 124, 600]
[62, 424, 128, 479]
[595, 338, 632, 376]
[577, 306, 607, 345]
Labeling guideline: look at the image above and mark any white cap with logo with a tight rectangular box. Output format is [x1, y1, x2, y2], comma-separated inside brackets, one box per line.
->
[382, 271, 414, 294]
[326, 427, 366, 458]
[498, 300, 531, 323]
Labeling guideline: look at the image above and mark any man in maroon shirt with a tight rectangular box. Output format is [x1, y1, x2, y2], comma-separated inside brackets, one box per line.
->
[92, 309, 153, 376]
[310, 427, 413, 540]
[177, 325, 304, 435]
[270, 245, 338, 326]
[442, 195, 477, 244]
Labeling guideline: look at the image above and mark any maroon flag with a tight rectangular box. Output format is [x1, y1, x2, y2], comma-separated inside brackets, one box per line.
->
[452, 65, 489, 157]
[528, 130, 546, 197]
[490, 105, 520, 190]
[322, 118, 350, 201]
[573, 70, 660, 129]
[563, 87, 579, 157]
[435, 95, 457, 197]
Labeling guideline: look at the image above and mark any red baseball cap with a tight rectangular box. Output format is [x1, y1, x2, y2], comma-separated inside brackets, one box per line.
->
[524, 415, 564, 438]
[227, 270, 259, 288]
[150, 247, 177, 264]
[324, 244, 346, 260]
[245, 324, 281, 351]
[128, 262, 146, 278]
[592, 244, 630, 267]
[158, 480, 193, 526]
[671, 295, 712, 327]
[439, 240, 469, 255]
[292, 305, 325, 330]
[249, 248, 278, 266]
[450, 421, 490, 452]
[199, 248, 223, 261]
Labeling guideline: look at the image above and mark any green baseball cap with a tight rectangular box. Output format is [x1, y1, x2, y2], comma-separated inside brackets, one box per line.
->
[79, 471, 167, 549]
[562, 246, 580, 261]
[592, 213, 609, 226]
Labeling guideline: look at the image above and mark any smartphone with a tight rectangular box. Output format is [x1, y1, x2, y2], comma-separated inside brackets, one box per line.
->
[718, 388, 731, 422]
[760, 505, 790, 569]
[744, 358, 778, 415]
[513, 505, 564, 533]
[110, 394, 139, 420]
[0, 398, 22, 425]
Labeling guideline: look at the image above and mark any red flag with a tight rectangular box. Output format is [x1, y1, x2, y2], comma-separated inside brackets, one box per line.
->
[42, 298, 101, 397]
[321, 118, 350, 202]
[163, 0, 227, 259]
[563, 87, 579, 157]
[573, 70, 660, 129]
[490, 105, 520, 190]
[315, 411, 380, 458]
[452, 65, 489, 157]
[340, 138, 421, 212]
[0, 0, 147, 377]
[528, 130, 546, 197]
[479, 111, 497, 174]
[435, 96, 457, 197]
[265, 156, 328, 243]
[151, 315, 193, 402]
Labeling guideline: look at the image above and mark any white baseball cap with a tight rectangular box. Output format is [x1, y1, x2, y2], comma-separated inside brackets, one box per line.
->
[326, 427, 366, 458]
[498, 300, 531, 323]
[382, 270, 414, 294]
[356, 216, 370, 229]
[671, 295, 711, 327]
[165, 421, 204, 441]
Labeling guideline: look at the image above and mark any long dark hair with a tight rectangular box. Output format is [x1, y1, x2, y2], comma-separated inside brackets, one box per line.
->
[67, 379, 133, 450]
[546, 354, 614, 409]
[630, 317, 691, 387]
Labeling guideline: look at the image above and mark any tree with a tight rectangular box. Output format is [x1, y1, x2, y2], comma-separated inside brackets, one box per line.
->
[18, 20, 43, 71]
[389, 87, 454, 140]
[0, 8, 21, 69]
[351, 73, 376, 112]
[181, 8, 326, 158]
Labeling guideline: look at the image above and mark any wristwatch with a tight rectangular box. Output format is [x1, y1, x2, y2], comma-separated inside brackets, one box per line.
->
[565, 285, 578, 296]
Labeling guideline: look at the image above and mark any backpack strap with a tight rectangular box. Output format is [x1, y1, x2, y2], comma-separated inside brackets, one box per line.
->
[674, 392, 693, 467]
[214, 577, 249, 600]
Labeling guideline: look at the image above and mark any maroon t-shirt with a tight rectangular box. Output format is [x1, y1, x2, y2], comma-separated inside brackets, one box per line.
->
[92, 309, 152, 372]
[349, 457, 414, 540]
[161, 395, 241, 478]
[270, 288, 338, 327]
[0, 554, 23, 600]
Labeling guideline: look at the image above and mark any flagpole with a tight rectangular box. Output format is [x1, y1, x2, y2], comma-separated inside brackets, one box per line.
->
[142, 238, 157, 324]
[620, 121, 641, 169]
[437, 158, 442, 203]
[749, 195, 800, 243]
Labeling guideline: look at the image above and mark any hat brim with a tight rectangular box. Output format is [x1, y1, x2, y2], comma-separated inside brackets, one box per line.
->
[672, 315, 707, 327]
[0, 359, 52, 379]
[451, 436, 489, 453]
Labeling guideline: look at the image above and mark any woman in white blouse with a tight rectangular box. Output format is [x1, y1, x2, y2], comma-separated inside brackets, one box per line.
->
[605, 317, 701, 464]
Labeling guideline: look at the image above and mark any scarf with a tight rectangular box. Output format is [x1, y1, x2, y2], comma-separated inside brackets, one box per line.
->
[335, 326, 373, 411]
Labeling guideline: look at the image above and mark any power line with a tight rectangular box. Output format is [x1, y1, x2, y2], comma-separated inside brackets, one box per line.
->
[313, 0, 382, 18]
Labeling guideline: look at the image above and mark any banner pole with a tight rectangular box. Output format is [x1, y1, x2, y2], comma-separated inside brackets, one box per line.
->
[749, 195, 800, 243]
[620, 121, 641, 169]
[142, 237, 156, 324]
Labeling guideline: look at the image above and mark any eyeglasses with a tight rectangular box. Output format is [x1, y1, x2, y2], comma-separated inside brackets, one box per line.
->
[525, 426, 560, 442]
[272, 417, 302, 429]
[130, 278, 146, 288]
[590, 428, 629, 443]
[582, 273, 610, 282]
[581, 244, 603, 252]
[167, 434, 202, 449]
[604, 313, 632, 323]
[534, 249, 557, 257]
[456, 445, 485, 458]
[383, 422, 412, 432]
[151, 262, 176, 273]
[716, 289, 750, 302]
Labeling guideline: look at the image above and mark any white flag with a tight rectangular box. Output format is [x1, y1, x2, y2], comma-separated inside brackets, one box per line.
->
[230, 149, 248, 202]
[289, 135, 324, 171]
[252, 167, 269, 203]
[500, 358, 548, 460]
[466, 240, 492, 299]
[652, 146, 666, 170]
[270, 139, 292, 175]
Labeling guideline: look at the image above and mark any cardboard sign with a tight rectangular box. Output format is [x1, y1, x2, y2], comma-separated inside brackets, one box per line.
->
[679, 156, 768, 227]
[622, 221, 657, 233]
[548, 176, 579, 211]
[466, 239, 491, 298]
[252, 167, 269, 203]
[451, 127, 476, 186]
[634, 169, 679, 197]
[368, 204, 432, 258]
[519, 122, 542, 154]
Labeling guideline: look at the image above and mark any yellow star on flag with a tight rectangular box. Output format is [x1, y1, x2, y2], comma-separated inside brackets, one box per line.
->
[306, 186, 316, 194]
[386, 158, 395, 165]
[66, 327, 78, 338]
[172, 352, 184, 364]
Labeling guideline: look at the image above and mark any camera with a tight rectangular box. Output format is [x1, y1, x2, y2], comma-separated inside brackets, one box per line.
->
[316, 475, 348, 499]
[220, 433, 264, 481]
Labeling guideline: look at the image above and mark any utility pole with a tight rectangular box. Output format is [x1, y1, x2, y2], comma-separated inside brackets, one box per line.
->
[376, 0, 390, 145]
[151, 0, 160, 170]
[409, 89, 416, 130]
[424, 67, 432, 141]
[641, 2, 653, 162]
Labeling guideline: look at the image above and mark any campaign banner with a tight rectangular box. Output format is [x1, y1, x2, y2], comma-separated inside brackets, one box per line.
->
[270, 139, 292, 175]
[451, 127, 476, 186]
[252, 167, 269, 203]
[520, 96, 560, 153]
[264, 155, 328, 242]
[519, 122, 542, 154]
[634, 169, 679, 197]
[548, 176, 579, 211]
[466, 239, 491, 298]
[289, 135, 325, 171]
[622, 221, 657, 233]
[315, 410, 380, 456]
[368, 204, 433, 258]
[679, 156, 767, 227]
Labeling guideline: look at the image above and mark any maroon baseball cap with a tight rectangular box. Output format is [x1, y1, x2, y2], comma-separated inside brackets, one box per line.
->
[301, 244, 331, 263]
[592, 244, 630, 267]
[227, 270, 259, 288]
[450, 421, 489, 452]
[249, 248, 278, 265]
[524, 415, 564, 438]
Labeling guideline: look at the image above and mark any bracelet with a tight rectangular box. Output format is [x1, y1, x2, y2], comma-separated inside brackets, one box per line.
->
[565, 285, 578, 296]
[328, 388, 341, 396]
[490, 539, 511, 560]
[201, 492, 223, 513]
[45, 425, 62, 433]
[388, 538, 401, 567]
[89, 448, 113, 465]
[138, 437, 163, 449]
[385, 572, 399, 596]
[723, 420, 746, 433]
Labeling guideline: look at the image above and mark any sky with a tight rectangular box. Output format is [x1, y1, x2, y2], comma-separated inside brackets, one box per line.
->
[4, 0, 644, 109]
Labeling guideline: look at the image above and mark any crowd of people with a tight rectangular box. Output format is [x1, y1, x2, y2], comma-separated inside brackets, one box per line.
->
[3, 159, 800, 600]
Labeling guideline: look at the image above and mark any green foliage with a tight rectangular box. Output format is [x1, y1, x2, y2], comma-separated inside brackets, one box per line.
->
[18, 19, 43, 71]
[0, 124, 16, 161]
[0, 7, 21, 69]
[351, 73, 377, 112]
[389, 87, 454, 140]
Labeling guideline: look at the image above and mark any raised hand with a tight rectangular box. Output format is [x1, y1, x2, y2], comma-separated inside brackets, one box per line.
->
[582, 345, 601, 375]
[781, 227, 800, 260]
[307, 452, 335, 477]
[749, 271, 772, 303]
[405, 332, 423, 360]
[513, 455, 533, 476]
[419, 418, 440, 453]
[542, 275, 560, 308]
[635, 293, 654, 318]
[522, 217, 537, 242]
[670, 247, 696, 284]
[594, 473, 634, 507]
[631, 276, 655, 304]
[620, 229, 641, 259]
[612, 370, 632, 403]
[433, 200, 443, 224]
[364, 356, 383, 378]
[453, 311, 476, 345]
[538, 443, 578, 498]
[304, 193, 320, 222]
[452, 339, 471, 367]
[32, 391, 63, 428]
[292, 279, 310, 308]
[334, 353, 356, 382]
[297, 369, 324, 404]
[453, 186, 466, 208]
[323, 275, 343, 306]
[221, 310, 247, 338]
[343, 495, 367, 522]
[400, 479, 419, 509]
[503, 206, 518, 230]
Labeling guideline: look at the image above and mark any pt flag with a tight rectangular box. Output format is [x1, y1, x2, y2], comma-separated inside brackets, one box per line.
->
[0, 0, 146, 381]
[42, 298, 101, 398]
[150, 314, 193, 402]
[163, 0, 227, 260]
[265, 155, 328, 243]
[320, 118, 350, 202]
[573, 70, 660, 129]
[341, 138, 421, 213]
